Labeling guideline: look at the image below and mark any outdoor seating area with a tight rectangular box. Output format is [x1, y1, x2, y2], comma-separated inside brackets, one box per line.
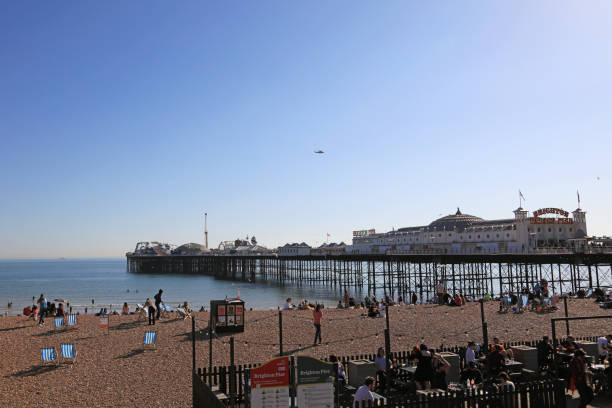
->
[195, 333, 610, 407]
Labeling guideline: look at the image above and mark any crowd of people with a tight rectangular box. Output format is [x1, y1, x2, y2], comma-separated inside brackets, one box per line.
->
[21, 294, 69, 325]
[21, 289, 200, 327]
[349, 331, 612, 407]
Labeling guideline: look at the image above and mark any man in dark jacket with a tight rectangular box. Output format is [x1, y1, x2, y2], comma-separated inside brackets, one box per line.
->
[537, 336, 553, 371]
[154, 289, 163, 319]
[487, 345, 506, 377]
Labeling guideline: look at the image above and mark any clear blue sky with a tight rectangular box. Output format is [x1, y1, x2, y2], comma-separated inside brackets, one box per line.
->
[1, 1, 612, 258]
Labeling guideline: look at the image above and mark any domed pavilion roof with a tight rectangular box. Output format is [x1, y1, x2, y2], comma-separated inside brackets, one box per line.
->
[428, 208, 484, 231]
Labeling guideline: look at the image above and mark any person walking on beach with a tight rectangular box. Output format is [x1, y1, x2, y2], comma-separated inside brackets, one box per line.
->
[154, 289, 163, 319]
[313, 304, 322, 345]
[37, 294, 47, 325]
[144, 298, 156, 325]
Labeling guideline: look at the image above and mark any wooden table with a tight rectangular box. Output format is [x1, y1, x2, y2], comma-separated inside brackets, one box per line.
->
[400, 365, 417, 376]
[505, 359, 524, 373]
[372, 392, 387, 405]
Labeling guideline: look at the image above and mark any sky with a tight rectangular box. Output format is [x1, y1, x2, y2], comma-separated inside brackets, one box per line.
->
[1, 1, 612, 258]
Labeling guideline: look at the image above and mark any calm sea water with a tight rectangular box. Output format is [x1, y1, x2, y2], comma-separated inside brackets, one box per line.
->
[0, 258, 351, 315]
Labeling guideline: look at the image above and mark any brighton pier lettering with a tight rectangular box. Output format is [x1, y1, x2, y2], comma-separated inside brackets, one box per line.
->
[533, 208, 569, 218]
[530, 217, 573, 224]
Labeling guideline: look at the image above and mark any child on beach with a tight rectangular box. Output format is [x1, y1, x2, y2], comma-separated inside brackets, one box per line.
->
[313, 304, 322, 345]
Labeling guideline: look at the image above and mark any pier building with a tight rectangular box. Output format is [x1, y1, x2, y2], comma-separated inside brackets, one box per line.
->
[351, 207, 587, 255]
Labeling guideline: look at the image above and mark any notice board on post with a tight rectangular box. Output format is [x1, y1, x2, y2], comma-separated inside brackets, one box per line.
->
[250, 356, 290, 408]
[99, 314, 109, 329]
[210, 298, 245, 333]
[296, 356, 334, 408]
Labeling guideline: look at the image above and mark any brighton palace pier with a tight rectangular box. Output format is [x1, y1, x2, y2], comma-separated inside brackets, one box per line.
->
[128, 205, 611, 301]
[350, 207, 588, 255]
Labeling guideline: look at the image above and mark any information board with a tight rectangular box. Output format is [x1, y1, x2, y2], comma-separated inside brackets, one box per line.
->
[99, 314, 109, 329]
[296, 356, 334, 408]
[250, 356, 290, 408]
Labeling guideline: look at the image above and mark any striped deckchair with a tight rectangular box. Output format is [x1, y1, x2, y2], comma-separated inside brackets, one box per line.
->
[176, 307, 191, 320]
[143, 331, 157, 350]
[41, 347, 58, 366]
[159, 302, 172, 318]
[54, 316, 65, 330]
[138, 304, 148, 321]
[66, 314, 78, 329]
[517, 295, 529, 312]
[60, 343, 77, 365]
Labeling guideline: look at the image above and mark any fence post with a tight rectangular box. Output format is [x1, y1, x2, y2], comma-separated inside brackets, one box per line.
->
[230, 337, 236, 407]
[279, 309, 283, 356]
[384, 302, 391, 385]
[209, 313, 213, 384]
[563, 296, 570, 336]
[479, 299, 489, 354]
[551, 319, 557, 349]
[290, 355, 296, 408]
[192, 316, 196, 373]
[555, 379, 567, 408]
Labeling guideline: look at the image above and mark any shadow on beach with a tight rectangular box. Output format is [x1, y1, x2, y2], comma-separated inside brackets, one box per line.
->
[110, 320, 143, 331]
[0, 325, 31, 333]
[175, 326, 226, 342]
[160, 317, 183, 324]
[8, 365, 61, 378]
[31, 329, 67, 337]
[278, 344, 316, 356]
[116, 349, 145, 359]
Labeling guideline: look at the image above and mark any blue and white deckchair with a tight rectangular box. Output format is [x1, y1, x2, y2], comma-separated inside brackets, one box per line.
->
[517, 295, 529, 312]
[144, 331, 157, 350]
[66, 314, 78, 329]
[54, 316, 65, 330]
[159, 302, 171, 318]
[41, 347, 58, 366]
[60, 343, 78, 365]
[138, 304, 149, 320]
[176, 307, 191, 320]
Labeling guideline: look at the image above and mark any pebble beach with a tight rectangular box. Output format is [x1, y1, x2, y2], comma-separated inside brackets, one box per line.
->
[1, 298, 610, 407]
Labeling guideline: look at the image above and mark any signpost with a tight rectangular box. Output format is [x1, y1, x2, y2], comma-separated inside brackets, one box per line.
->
[296, 356, 334, 408]
[250, 356, 290, 408]
[99, 314, 109, 334]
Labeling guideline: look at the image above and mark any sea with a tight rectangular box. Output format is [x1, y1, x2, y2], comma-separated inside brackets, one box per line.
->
[0, 258, 351, 315]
